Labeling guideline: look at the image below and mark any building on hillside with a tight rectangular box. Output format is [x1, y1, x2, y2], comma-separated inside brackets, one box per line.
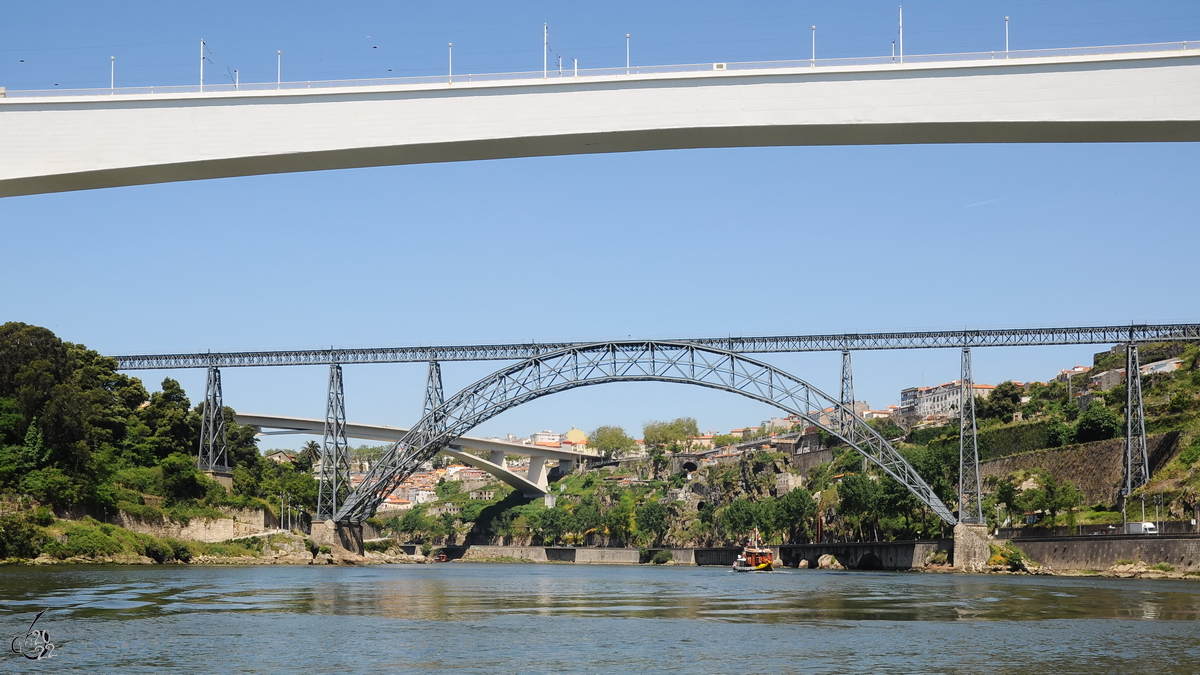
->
[862, 406, 897, 420]
[1142, 358, 1183, 376]
[530, 430, 563, 446]
[264, 450, 295, 465]
[899, 381, 995, 422]
[1055, 365, 1092, 383]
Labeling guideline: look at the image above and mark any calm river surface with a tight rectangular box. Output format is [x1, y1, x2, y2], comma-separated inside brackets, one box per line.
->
[2, 563, 1200, 673]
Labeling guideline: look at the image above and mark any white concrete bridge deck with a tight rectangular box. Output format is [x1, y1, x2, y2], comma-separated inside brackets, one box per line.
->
[2, 41, 1199, 198]
[236, 412, 597, 497]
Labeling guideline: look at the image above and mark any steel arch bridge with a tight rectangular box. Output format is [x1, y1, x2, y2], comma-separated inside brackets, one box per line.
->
[335, 341, 956, 525]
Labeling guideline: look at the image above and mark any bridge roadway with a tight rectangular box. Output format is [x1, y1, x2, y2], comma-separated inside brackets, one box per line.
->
[2, 45, 1200, 197]
[111, 323, 1200, 370]
[236, 412, 595, 497]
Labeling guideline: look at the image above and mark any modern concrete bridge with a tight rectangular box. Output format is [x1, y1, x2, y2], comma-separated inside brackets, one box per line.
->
[2, 43, 1199, 197]
[236, 412, 595, 497]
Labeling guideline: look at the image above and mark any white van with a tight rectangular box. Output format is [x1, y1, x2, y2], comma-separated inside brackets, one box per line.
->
[1125, 522, 1158, 535]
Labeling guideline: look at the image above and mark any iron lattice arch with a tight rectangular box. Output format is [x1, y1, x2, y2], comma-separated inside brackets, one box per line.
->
[334, 341, 956, 524]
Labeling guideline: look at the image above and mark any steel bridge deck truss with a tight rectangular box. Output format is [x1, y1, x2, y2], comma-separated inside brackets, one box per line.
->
[111, 324, 1200, 370]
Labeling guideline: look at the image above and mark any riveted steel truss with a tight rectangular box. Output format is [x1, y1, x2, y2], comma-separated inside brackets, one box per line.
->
[197, 366, 229, 471]
[839, 350, 855, 432]
[317, 363, 350, 520]
[334, 341, 956, 524]
[1123, 344, 1150, 497]
[958, 348, 984, 525]
[110, 323, 1200, 370]
[424, 361, 445, 432]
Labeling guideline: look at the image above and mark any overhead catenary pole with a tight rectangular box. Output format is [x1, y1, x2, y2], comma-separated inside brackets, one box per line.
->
[1005, 16, 1010, 58]
[544, 24, 548, 79]
[277, 50, 281, 88]
[448, 43, 453, 83]
[811, 26, 816, 66]
[110, 56, 115, 93]
[898, 7, 904, 64]
[626, 34, 630, 74]
[200, 39, 205, 91]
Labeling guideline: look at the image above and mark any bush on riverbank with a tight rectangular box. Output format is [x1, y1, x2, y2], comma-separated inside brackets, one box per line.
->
[0, 511, 270, 563]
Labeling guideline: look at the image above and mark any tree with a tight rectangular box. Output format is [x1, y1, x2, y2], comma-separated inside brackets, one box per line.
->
[537, 505, 575, 545]
[995, 480, 1019, 513]
[589, 425, 636, 459]
[138, 378, 194, 460]
[603, 492, 636, 545]
[635, 500, 669, 546]
[642, 418, 699, 453]
[979, 381, 1023, 423]
[721, 498, 759, 539]
[1075, 404, 1122, 443]
[573, 498, 602, 545]
[709, 434, 740, 449]
[775, 487, 817, 543]
[838, 472, 883, 540]
[160, 452, 207, 505]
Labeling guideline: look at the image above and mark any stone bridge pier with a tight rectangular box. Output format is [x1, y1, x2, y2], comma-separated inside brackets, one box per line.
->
[311, 520, 365, 555]
[953, 523, 992, 572]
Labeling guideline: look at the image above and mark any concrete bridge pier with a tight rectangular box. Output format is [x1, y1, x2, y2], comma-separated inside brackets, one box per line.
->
[311, 520, 365, 555]
[953, 523, 991, 572]
[526, 456, 549, 494]
[488, 450, 506, 466]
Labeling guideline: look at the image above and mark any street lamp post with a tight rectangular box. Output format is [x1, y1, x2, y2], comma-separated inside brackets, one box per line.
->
[448, 43, 453, 83]
[1005, 16, 1010, 58]
[811, 26, 816, 67]
[277, 50, 281, 88]
[626, 34, 630, 74]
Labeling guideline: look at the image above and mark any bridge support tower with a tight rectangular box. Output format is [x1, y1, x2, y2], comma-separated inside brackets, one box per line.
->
[197, 366, 232, 489]
[1121, 343, 1150, 519]
[959, 348, 984, 525]
[317, 362, 351, 520]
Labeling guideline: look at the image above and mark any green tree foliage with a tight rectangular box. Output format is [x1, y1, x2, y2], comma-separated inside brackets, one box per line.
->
[634, 500, 669, 546]
[603, 492, 636, 544]
[1075, 404, 1122, 443]
[642, 418, 699, 453]
[774, 488, 816, 543]
[709, 434, 741, 449]
[837, 472, 884, 540]
[1018, 471, 1083, 527]
[978, 381, 1023, 423]
[589, 425, 636, 459]
[720, 498, 760, 537]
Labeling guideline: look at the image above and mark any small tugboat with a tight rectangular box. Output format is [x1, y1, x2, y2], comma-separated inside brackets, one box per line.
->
[731, 528, 773, 572]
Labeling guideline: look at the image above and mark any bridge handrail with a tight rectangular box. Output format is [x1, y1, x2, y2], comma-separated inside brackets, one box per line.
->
[4, 40, 1197, 99]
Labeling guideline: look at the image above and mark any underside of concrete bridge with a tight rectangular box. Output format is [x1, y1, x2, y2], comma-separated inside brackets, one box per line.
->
[2, 48, 1199, 197]
[236, 412, 592, 497]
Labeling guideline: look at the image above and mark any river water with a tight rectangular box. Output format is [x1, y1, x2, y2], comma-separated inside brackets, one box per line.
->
[2, 563, 1199, 673]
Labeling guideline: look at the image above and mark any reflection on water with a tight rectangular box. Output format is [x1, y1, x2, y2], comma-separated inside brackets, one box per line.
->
[2, 564, 1200, 672]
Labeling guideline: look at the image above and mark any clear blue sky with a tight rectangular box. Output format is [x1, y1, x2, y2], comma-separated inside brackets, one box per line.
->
[2, 1, 1198, 448]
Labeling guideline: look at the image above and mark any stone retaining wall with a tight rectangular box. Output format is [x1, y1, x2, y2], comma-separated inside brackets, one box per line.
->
[1012, 535, 1200, 572]
[115, 507, 277, 543]
[778, 540, 951, 570]
[980, 432, 1181, 505]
